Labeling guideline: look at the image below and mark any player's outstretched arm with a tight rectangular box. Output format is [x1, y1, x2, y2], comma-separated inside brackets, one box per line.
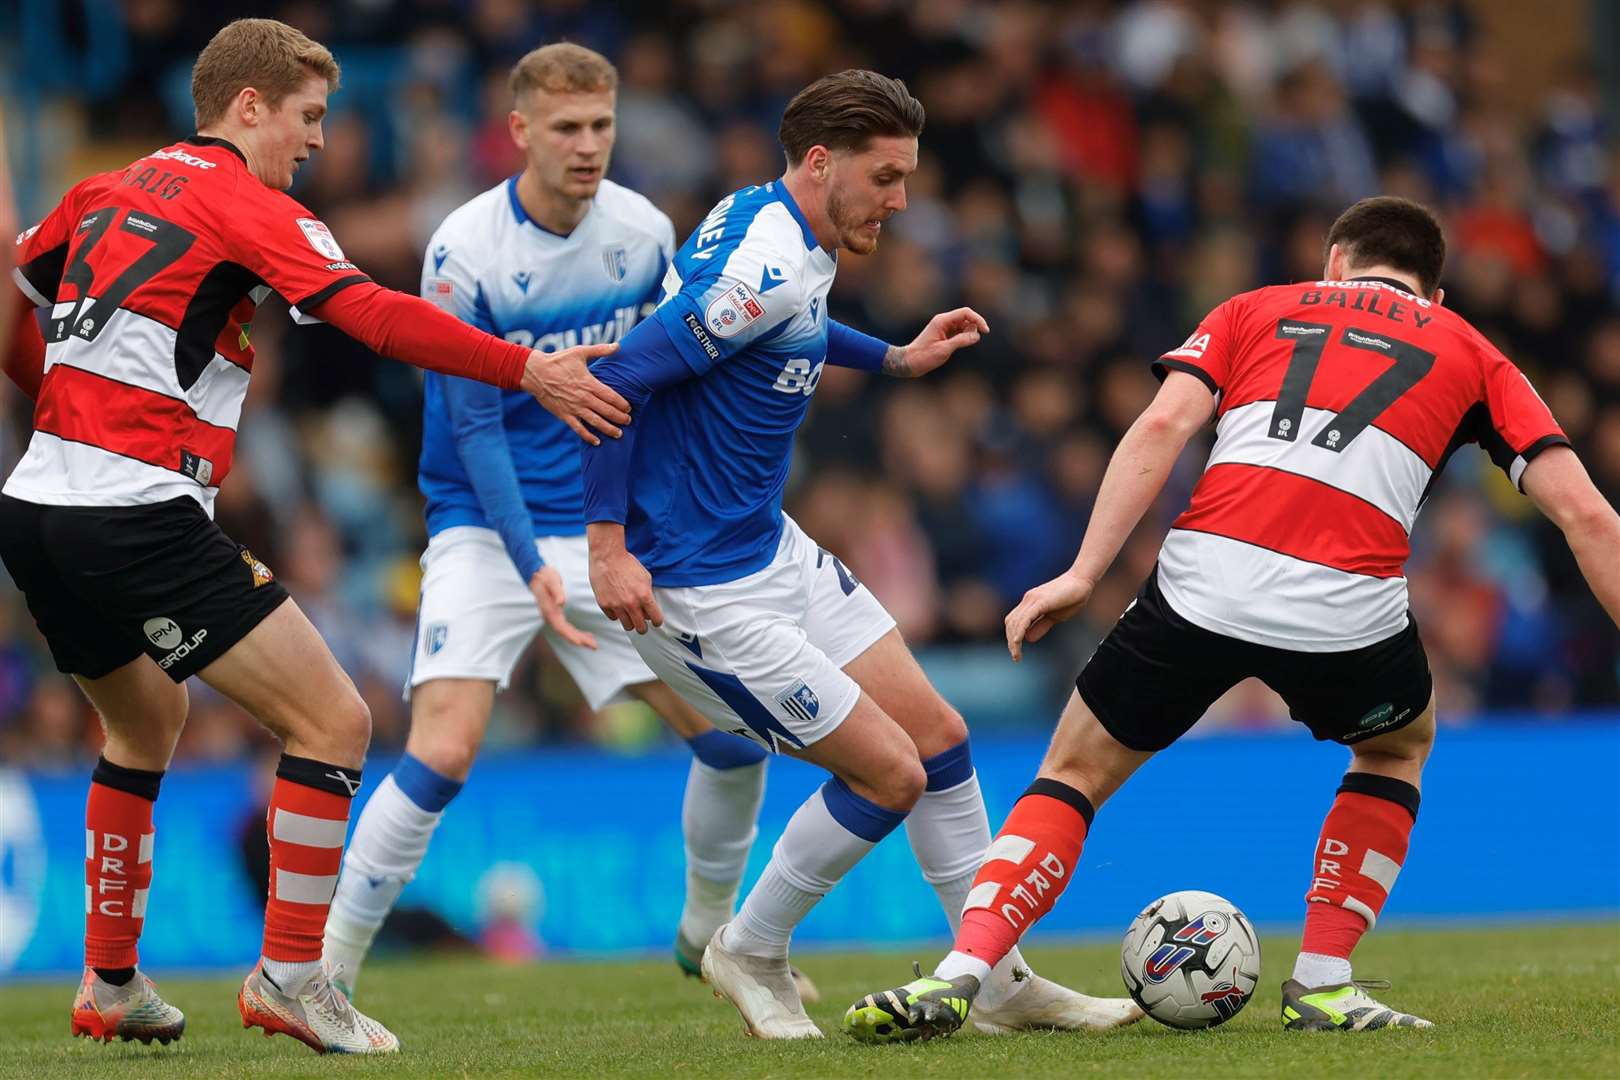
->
[308, 283, 629, 444]
[1005, 371, 1213, 660]
[1522, 446, 1620, 628]
[878, 307, 989, 378]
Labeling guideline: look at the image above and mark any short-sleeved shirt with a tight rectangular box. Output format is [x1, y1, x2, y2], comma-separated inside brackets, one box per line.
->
[6, 136, 370, 514]
[1153, 275, 1568, 651]
[625, 181, 837, 586]
[417, 177, 674, 538]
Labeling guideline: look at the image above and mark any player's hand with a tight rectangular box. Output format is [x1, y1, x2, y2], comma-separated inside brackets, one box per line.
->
[588, 535, 664, 634]
[1005, 572, 1094, 662]
[530, 566, 598, 651]
[523, 344, 630, 446]
[890, 307, 989, 378]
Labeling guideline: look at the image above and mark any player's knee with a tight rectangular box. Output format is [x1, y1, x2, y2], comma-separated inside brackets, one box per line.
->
[408, 728, 480, 781]
[327, 690, 372, 762]
[869, 752, 927, 812]
[913, 701, 968, 758]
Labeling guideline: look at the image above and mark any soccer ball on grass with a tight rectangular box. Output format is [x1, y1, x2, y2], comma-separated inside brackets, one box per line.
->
[1120, 889, 1260, 1029]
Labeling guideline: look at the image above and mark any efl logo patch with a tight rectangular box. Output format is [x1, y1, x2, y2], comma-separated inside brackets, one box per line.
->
[425, 622, 449, 656]
[425, 277, 455, 312]
[296, 218, 345, 261]
[775, 681, 820, 726]
[240, 548, 274, 588]
[706, 282, 764, 339]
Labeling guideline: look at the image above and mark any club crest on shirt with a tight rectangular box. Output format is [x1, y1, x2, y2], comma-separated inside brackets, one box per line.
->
[602, 245, 628, 283]
[296, 218, 344, 261]
[706, 281, 764, 339]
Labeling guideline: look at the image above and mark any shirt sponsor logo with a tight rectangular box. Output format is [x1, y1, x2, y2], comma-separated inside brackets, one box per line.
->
[1346, 330, 1391, 349]
[149, 147, 218, 170]
[296, 218, 345, 261]
[706, 282, 764, 339]
[682, 311, 721, 360]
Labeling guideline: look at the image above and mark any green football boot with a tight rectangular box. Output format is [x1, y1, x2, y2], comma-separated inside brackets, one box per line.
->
[843, 964, 979, 1043]
[1281, 978, 1434, 1031]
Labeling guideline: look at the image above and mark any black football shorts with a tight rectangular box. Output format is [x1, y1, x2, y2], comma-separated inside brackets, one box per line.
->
[1076, 568, 1432, 752]
[0, 494, 289, 682]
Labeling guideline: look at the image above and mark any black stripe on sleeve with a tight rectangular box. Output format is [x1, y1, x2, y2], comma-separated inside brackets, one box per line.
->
[1152, 357, 1220, 395]
[291, 273, 372, 313]
[17, 242, 70, 305]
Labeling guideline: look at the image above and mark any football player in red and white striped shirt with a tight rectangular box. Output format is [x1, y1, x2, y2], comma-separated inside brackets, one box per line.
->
[843, 197, 1620, 1040]
[0, 19, 631, 1055]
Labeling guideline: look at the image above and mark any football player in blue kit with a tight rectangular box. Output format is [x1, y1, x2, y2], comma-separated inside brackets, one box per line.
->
[581, 70, 1142, 1039]
[325, 43, 816, 1008]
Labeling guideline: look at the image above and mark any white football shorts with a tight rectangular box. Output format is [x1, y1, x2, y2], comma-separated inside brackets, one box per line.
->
[407, 526, 655, 709]
[629, 516, 896, 751]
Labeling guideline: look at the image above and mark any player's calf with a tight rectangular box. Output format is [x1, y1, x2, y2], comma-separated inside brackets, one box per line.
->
[1293, 773, 1420, 990]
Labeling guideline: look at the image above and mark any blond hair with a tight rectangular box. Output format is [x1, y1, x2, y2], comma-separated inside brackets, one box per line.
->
[192, 18, 341, 128]
[509, 43, 617, 104]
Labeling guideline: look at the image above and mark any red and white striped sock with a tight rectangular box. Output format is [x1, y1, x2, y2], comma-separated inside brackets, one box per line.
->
[936, 778, 1093, 983]
[1295, 773, 1419, 986]
[262, 754, 360, 991]
[85, 757, 164, 982]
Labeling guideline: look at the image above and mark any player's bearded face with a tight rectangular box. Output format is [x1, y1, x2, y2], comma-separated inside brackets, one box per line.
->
[519, 89, 617, 203]
[824, 138, 917, 255]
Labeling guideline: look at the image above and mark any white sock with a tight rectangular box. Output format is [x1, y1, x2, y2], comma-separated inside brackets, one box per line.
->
[724, 782, 897, 958]
[1293, 951, 1353, 988]
[262, 956, 321, 994]
[906, 769, 1034, 1008]
[324, 774, 446, 982]
[935, 950, 993, 986]
[678, 758, 766, 947]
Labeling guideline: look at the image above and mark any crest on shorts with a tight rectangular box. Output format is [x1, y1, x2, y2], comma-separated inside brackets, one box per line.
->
[425, 622, 449, 656]
[775, 680, 820, 726]
[240, 548, 274, 588]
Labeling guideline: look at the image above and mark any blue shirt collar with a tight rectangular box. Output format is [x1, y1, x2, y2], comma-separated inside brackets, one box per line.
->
[507, 174, 585, 238]
[770, 179, 821, 253]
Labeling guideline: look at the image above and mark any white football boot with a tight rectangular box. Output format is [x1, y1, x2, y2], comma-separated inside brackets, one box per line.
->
[972, 970, 1145, 1034]
[238, 961, 399, 1054]
[70, 967, 186, 1045]
[701, 922, 823, 1039]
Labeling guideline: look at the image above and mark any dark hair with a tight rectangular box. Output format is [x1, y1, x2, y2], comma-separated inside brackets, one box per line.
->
[1324, 196, 1446, 296]
[778, 70, 925, 166]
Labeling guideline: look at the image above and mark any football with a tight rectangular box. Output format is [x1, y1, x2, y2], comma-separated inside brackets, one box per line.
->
[1120, 890, 1261, 1030]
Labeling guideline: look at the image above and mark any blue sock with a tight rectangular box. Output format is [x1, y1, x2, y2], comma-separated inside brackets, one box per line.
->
[391, 752, 463, 812]
[685, 729, 769, 770]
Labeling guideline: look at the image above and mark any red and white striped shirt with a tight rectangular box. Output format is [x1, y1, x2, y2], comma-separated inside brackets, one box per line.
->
[1154, 276, 1567, 651]
[7, 136, 529, 514]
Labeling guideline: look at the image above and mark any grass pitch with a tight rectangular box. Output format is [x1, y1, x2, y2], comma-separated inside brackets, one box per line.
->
[1, 923, 1614, 1079]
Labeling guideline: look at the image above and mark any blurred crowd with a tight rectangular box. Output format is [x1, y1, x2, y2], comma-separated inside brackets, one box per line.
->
[2, 0, 1616, 766]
